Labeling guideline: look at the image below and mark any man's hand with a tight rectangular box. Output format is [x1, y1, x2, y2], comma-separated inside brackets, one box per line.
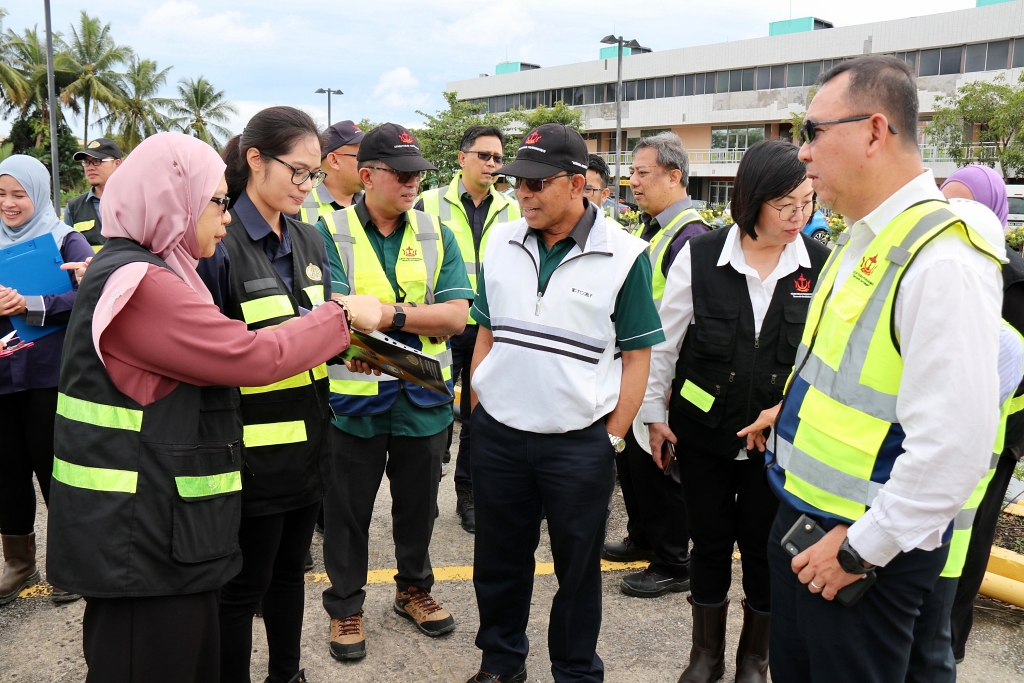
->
[792, 524, 867, 600]
[646, 422, 677, 471]
[60, 257, 92, 284]
[344, 359, 382, 376]
[0, 287, 27, 317]
[737, 403, 782, 452]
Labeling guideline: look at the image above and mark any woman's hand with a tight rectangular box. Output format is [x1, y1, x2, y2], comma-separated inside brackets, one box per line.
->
[332, 294, 383, 333]
[737, 403, 782, 452]
[0, 287, 27, 317]
[61, 257, 92, 284]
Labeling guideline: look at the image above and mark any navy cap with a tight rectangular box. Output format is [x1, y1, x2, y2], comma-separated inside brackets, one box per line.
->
[73, 137, 122, 161]
[500, 124, 589, 180]
[356, 123, 437, 173]
[321, 120, 365, 158]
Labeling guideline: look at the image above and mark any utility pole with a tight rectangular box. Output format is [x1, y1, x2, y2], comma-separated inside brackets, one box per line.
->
[601, 35, 640, 221]
[315, 88, 343, 126]
[44, 0, 61, 211]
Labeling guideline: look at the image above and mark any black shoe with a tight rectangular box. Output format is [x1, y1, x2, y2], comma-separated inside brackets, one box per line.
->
[304, 550, 314, 572]
[620, 566, 690, 598]
[265, 669, 307, 683]
[602, 536, 652, 562]
[466, 664, 527, 683]
[456, 489, 475, 533]
[255, 601, 263, 618]
[314, 522, 324, 535]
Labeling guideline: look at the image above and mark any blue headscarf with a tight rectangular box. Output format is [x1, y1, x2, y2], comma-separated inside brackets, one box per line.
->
[0, 155, 75, 248]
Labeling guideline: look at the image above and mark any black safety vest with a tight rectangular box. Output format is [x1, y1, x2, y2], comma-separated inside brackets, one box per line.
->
[219, 212, 332, 516]
[669, 229, 829, 457]
[64, 192, 105, 249]
[47, 238, 244, 597]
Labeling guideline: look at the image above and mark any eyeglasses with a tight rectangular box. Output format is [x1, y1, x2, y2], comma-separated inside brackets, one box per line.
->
[765, 199, 816, 222]
[368, 166, 423, 185]
[265, 154, 327, 187]
[800, 115, 899, 144]
[466, 151, 505, 165]
[209, 196, 231, 214]
[583, 185, 606, 196]
[81, 158, 116, 167]
[512, 174, 571, 193]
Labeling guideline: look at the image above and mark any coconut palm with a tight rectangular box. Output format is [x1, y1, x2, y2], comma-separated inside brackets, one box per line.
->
[97, 57, 173, 151]
[169, 76, 237, 150]
[0, 9, 29, 109]
[2, 25, 79, 145]
[59, 11, 132, 143]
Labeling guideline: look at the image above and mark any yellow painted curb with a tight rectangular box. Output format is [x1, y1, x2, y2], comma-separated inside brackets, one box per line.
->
[979, 572, 1024, 609]
[1005, 502, 1024, 517]
[987, 546, 1024, 583]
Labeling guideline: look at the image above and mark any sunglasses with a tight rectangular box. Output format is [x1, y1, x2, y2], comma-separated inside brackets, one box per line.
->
[466, 151, 505, 165]
[209, 196, 231, 214]
[512, 173, 572, 193]
[800, 115, 899, 144]
[368, 166, 423, 184]
[265, 154, 327, 187]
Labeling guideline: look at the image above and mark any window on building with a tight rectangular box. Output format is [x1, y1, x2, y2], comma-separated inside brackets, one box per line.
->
[682, 74, 694, 96]
[729, 69, 742, 93]
[939, 46, 963, 75]
[711, 126, 764, 151]
[904, 52, 917, 74]
[756, 66, 771, 90]
[695, 72, 706, 95]
[988, 40, 1011, 70]
[634, 79, 647, 100]
[803, 61, 821, 86]
[657, 77, 673, 98]
[606, 83, 617, 102]
[584, 85, 596, 104]
[718, 71, 729, 94]
[965, 43, 987, 73]
[710, 181, 733, 206]
[742, 68, 755, 91]
[624, 81, 636, 101]
[787, 63, 803, 87]
[771, 64, 786, 89]
[1015, 39, 1024, 68]
[644, 78, 656, 99]
[919, 49, 941, 76]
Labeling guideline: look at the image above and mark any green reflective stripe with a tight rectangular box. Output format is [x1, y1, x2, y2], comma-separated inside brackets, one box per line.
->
[775, 438, 884, 507]
[680, 380, 715, 413]
[303, 285, 325, 306]
[57, 393, 143, 432]
[1010, 393, 1024, 415]
[52, 457, 137, 494]
[175, 471, 242, 498]
[240, 295, 294, 324]
[243, 421, 307, 447]
[73, 220, 96, 232]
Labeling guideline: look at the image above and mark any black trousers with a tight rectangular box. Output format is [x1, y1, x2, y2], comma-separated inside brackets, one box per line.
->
[616, 429, 690, 577]
[0, 388, 57, 535]
[447, 324, 477, 492]
[905, 576, 957, 683]
[83, 591, 220, 683]
[768, 504, 948, 683]
[950, 451, 1019, 659]
[677, 445, 777, 611]
[219, 502, 320, 683]
[472, 406, 615, 683]
[322, 426, 445, 618]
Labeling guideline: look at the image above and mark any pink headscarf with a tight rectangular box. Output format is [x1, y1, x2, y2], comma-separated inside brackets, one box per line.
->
[100, 132, 224, 303]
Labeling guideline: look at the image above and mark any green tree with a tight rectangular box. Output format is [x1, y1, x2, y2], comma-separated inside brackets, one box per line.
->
[60, 11, 133, 144]
[0, 9, 29, 110]
[510, 101, 584, 133]
[168, 76, 237, 150]
[355, 118, 381, 133]
[415, 91, 511, 185]
[3, 25, 77, 121]
[783, 87, 816, 144]
[97, 57, 173, 151]
[927, 73, 1024, 180]
[9, 111, 85, 192]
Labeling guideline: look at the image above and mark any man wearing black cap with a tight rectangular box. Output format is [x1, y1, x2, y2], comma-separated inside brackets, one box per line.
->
[300, 119, 365, 226]
[319, 123, 473, 662]
[465, 124, 664, 683]
[64, 137, 122, 251]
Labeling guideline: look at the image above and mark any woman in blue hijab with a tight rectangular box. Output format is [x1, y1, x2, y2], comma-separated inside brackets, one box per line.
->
[0, 155, 94, 606]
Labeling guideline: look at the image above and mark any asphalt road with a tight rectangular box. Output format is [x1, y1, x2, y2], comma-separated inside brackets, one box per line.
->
[2, 423, 1023, 682]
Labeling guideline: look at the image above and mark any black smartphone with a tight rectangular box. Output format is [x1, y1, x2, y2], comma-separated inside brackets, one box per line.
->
[780, 514, 877, 607]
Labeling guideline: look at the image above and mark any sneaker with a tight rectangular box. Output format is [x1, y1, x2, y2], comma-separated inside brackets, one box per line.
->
[329, 610, 366, 661]
[394, 586, 456, 636]
[466, 665, 527, 683]
[456, 489, 475, 533]
[602, 536, 653, 563]
[620, 566, 690, 598]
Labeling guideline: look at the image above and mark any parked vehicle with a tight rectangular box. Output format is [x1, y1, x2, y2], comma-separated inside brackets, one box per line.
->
[1008, 185, 1024, 228]
[802, 210, 831, 244]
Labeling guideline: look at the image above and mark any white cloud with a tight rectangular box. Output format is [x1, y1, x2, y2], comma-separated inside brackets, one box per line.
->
[443, 2, 537, 49]
[372, 67, 431, 111]
[224, 100, 329, 137]
[132, 1, 275, 47]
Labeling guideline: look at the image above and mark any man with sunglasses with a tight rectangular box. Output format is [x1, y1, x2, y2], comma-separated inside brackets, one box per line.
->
[317, 123, 473, 662]
[63, 138, 122, 251]
[464, 123, 663, 683]
[736, 56, 1004, 683]
[416, 125, 521, 532]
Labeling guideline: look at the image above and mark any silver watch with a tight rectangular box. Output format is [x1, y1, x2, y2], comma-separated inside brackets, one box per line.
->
[608, 433, 626, 453]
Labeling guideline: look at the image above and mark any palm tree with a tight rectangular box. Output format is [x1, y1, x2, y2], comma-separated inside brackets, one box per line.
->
[0, 9, 29, 110]
[2, 25, 78, 148]
[97, 57, 173, 151]
[169, 76, 237, 150]
[59, 11, 132, 143]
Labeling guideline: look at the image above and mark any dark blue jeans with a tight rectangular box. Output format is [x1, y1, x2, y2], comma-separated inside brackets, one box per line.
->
[471, 406, 615, 683]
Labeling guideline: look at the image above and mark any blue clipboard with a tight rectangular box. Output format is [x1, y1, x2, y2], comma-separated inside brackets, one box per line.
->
[0, 235, 72, 342]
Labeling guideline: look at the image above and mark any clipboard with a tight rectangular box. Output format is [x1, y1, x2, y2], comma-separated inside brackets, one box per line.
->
[340, 329, 452, 396]
[0, 235, 72, 342]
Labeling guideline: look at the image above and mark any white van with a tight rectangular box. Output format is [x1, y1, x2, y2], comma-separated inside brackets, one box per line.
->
[1008, 185, 1024, 227]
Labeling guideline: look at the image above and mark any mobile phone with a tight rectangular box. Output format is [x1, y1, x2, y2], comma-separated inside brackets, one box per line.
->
[662, 441, 676, 475]
[780, 514, 877, 607]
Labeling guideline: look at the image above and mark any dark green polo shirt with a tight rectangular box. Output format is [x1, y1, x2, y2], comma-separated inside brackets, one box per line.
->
[471, 202, 665, 351]
[316, 197, 473, 438]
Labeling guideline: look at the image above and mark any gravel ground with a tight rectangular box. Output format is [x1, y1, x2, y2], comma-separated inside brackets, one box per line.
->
[2, 423, 1023, 682]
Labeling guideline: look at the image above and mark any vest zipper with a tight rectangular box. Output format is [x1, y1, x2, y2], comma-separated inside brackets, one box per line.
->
[745, 335, 760, 429]
[771, 374, 777, 385]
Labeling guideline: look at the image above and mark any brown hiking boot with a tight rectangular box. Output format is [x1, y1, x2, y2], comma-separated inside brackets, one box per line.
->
[329, 610, 366, 661]
[394, 586, 456, 636]
[0, 534, 41, 606]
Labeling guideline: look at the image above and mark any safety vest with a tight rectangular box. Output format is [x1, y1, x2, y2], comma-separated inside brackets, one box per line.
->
[767, 201, 1004, 529]
[630, 206, 708, 306]
[62, 192, 105, 252]
[298, 185, 338, 226]
[419, 172, 521, 324]
[321, 206, 454, 415]
[219, 214, 332, 516]
[48, 238, 243, 597]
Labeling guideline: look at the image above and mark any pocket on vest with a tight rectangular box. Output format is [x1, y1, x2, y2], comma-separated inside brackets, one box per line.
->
[170, 443, 242, 564]
[777, 303, 808, 366]
[674, 371, 729, 428]
[691, 300, 739, 361]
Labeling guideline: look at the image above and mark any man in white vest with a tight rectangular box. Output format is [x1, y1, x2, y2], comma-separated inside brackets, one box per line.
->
[464, 123, 664, 683]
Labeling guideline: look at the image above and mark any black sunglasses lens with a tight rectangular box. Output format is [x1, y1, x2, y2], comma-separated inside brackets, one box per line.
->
[801, 122, 815, 144]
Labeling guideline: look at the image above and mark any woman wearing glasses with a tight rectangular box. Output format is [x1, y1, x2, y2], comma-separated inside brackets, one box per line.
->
[196, 106, 336, 683]
[643, 139, 829, 683]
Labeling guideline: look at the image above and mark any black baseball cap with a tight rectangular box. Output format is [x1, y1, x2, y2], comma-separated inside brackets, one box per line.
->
[321, 120, 365, 158]
[500, 124, 589, 180]
[73, 137, 122, 161]
[356, 123, 437, 173]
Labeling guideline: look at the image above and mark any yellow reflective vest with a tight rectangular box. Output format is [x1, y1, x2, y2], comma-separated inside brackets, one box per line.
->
[630, 206, 708, 307]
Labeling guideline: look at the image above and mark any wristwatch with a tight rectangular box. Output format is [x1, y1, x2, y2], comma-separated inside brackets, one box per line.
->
[608, 433, 626, 453]
[391, 306, 406, 331]
[837, 538, 869, 575]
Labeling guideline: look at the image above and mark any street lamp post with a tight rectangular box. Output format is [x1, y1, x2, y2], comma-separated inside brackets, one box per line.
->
[600, 36, 640, 222]
[315, 88, 343, 126]
[44, 0, 60, 211]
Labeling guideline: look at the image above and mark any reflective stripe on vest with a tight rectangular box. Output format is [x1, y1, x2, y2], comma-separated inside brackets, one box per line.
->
[240, 294, 295, 325]
[74, 220, 96, 233]
[769, 202, 1004, 525]
[52, 456, 138, 493]
[241, 363, 328, 395]
[175, 471, 243, 498]
[631, 208, 707, 307]
[243, 420, 307, 448]
[298, 187, 333, 225]
[57, 392, 143, 432]
[302, 284, 325, 306]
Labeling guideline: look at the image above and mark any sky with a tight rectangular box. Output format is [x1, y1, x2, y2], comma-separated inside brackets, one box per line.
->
[0, 0, 992, 141]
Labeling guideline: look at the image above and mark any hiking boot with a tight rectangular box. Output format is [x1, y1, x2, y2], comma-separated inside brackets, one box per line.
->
[678, 596, 728, 683]
[734, 600, 770, 683]
[466, 664, 527, 683]
[620, 566, 690, 598]
[0, 534, 41, 606]
[456, 489, 475, 533]
[329, 610, 366, 661]
[602, 536, 652, 563]
[394, 586, 455, 636]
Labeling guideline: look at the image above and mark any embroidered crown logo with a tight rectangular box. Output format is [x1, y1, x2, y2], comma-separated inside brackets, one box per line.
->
[793, 274, 811, 293]
[398, 131, 414, 144]
[524, 130, 542, 144]
[859, 254, 878, 276]
[403, 246, 417, 257]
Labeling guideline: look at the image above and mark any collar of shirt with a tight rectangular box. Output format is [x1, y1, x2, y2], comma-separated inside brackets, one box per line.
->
[716, 224, 811, 283]
[527, 199, 598, 251]
[85, 187, 100, 202]
[313, 184, 337, 207]
[234, 191, 279, 241]
[851, 169, 945, 238]
[353, 194, 409, 237]
[640, 196, 693, 242]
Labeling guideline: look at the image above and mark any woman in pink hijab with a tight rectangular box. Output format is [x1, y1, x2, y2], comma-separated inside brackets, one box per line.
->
[44, 132, 376, 683]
